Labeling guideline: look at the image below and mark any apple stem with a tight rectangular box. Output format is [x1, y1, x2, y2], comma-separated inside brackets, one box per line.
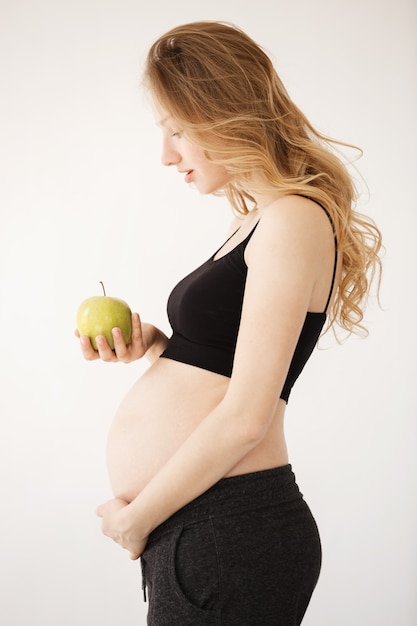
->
[99, 281, 106, 296]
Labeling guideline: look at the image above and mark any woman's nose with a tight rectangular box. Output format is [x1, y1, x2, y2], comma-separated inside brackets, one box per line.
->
[161, 141, 181, 167]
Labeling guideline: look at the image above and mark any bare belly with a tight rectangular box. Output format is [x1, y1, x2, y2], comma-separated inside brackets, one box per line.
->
[106, 357, 288, 503]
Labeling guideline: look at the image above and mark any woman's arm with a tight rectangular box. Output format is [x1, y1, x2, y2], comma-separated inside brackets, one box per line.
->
[97, 197, 335, 558]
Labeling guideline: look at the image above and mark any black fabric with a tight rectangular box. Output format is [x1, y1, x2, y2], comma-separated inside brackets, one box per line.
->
[141, 465, 322, 625]
[160, 207, 337, 402]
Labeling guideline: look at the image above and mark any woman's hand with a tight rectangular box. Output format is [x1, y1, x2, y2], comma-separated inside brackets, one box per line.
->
[96, 498, 148, 560]
[75, 312, 152, 364]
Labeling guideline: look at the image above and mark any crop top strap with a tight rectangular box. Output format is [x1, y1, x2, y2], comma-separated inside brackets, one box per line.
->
[295, 194, 338, 313]
[319, 204, 338, 313]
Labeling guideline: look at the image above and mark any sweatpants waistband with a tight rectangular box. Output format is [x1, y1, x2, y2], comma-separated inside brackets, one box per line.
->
[147, 464, 301, 546]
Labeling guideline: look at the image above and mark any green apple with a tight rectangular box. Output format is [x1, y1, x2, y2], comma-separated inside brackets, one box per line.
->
[76, 282, 132, 350]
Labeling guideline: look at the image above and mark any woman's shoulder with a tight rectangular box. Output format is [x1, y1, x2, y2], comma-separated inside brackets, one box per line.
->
[245, 195, 335, 266]
[258, 195, 334, 240]
[263, 194, 327, 218]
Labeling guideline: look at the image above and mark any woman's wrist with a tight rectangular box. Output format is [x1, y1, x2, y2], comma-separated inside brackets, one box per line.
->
[142, 323, 169, 363]
[124, 496, 155, 540]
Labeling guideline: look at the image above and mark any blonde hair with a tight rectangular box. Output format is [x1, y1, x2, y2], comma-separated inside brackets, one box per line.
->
[144, 21, 382, 335]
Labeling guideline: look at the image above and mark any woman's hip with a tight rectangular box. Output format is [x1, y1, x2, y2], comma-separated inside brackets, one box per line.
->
[141, 465, 321, 625]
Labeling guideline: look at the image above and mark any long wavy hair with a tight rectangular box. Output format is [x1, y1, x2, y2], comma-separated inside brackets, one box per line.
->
[144, 21, 382, 335]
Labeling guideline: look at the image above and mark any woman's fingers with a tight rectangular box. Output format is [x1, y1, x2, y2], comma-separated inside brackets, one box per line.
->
[96, 335, 119, 362]
[78, 334, 100, 361]
[76, 312, 145, 363]
[130, 312, 143, 344]
[128, 312, 147, 357]
[113, 313, 146, 362]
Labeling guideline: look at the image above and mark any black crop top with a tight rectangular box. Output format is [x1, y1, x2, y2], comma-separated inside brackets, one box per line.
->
[160, 208, 338, 402]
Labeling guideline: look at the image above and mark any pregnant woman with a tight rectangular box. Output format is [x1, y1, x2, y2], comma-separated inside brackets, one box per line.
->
[76, 21, 382, 625]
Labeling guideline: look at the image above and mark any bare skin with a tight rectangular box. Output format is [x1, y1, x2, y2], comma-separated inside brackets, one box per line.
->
[77, 194, 339, 560]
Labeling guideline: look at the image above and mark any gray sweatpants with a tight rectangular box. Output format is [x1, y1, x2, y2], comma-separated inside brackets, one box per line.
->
[141, 465, 321, 625]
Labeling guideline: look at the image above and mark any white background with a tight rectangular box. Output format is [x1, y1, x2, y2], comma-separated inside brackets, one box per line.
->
[1, 0, 416, 624]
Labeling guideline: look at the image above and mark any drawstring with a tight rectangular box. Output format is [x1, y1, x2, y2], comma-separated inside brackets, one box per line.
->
[141, 558, 147, 602]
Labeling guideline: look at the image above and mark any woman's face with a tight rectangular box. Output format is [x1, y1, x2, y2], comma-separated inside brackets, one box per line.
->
[152, 100, 233, 195]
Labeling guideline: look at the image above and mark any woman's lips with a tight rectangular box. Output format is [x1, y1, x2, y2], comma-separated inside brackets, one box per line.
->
[184, 170, 193, 183]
